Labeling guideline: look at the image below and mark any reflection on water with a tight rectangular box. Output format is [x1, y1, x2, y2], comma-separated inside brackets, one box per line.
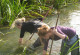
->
[70, 11, 80, 25]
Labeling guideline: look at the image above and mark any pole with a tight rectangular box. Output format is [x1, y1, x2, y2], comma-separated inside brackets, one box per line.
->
[49, 11, 59, 55]
[42, 5, 53, 21]
[29, 33, 34, 40]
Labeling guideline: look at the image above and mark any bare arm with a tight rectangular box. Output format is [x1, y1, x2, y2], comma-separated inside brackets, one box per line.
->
[38, 35, 49, 55]
[43, 50, 47, 55]
[53, 28, 66, 39]
[19, 38, 23, 44]
[42, 38, 49, 55]
[55, 31, 65, 39]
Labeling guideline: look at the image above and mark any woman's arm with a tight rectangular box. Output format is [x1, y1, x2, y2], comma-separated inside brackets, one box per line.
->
[42, 39, 49, 55]
[19, 38, 23, 44]
[43, 50, 47, 55]
[19, 27, 25, 44]
[53, 28, 66, 39]
[55, 31, 65, 39]
[38, 35, 49, 55]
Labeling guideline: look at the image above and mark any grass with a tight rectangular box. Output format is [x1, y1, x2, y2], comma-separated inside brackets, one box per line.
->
[0, 0, 26, 26]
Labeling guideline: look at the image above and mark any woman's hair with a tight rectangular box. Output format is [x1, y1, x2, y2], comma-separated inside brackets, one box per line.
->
[38, 25, 50, 37]
[10, 17, 25, 29]
[37, 25, 50, 45]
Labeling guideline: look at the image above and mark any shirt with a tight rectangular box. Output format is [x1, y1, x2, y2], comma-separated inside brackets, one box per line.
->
[20, 20, 47, 38]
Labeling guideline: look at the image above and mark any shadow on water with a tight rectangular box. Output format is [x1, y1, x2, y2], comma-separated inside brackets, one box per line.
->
[0, 5, 80, 55]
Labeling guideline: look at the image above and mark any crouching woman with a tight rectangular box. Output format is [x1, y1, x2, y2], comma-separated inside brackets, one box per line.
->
[37, 25, 79, 55]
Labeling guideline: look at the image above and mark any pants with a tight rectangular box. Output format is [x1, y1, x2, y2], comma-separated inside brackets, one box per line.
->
[33, 38, 41, 48]
[26, 38, 41, 55]
[61, 35, 79, 55]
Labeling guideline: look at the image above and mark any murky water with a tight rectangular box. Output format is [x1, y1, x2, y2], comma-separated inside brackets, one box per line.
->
[0, 7, 80, 55]
[70, 11, 80, 35]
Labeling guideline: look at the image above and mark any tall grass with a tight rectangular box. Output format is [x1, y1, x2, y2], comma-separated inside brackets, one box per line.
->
[0, 0, 26, 26]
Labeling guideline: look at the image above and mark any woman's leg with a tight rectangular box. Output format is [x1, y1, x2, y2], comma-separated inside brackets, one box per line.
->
[60, 40, 70, 55]
[33, 37, 41, 48]
[71, 36, 79, 55]
[61, 35, 79, 55]
[26, 37, 41, 55]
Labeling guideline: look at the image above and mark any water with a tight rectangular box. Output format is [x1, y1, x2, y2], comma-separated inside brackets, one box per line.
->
[0, 8, 80, 55]
[70, 11, 80, 35]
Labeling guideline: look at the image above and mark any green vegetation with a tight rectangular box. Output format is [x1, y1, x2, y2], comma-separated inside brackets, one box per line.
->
[0, 0, 26, 26]
[0, 0, 79, 26]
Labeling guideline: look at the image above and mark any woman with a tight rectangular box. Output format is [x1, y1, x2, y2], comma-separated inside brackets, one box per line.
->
[10, 17, 49, 44]
[37, 25, 79, 55]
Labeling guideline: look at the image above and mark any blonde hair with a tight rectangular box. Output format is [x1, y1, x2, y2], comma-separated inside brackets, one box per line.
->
[10, 17, 25, 29]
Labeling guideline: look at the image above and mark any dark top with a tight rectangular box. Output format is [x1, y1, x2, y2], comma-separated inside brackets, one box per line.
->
[20, 20, 47, 38]
[43, 26, 76, 51]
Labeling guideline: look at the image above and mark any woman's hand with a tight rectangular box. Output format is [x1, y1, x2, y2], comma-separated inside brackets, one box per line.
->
[19, 38, 23, 44]
[43, 50, 47, 55]
[53, 28, 57, 34]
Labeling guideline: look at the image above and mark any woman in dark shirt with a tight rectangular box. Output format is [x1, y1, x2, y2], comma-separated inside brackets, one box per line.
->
[37, 25, 79, 55]
[10, 17, 49, 44]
